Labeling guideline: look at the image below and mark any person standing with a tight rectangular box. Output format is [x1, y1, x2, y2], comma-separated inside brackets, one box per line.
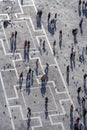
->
[79, 18, 83, 35]
[45, 63, 49, 81]
[14, 30, 17, 52]
[39, 39, 43, 55]
[35, 59, 39, 76]
[59, 30, 62, 49]
[26, 72, 31, 94]
[27, 107, 31, 130]
[21, 0, 23, 5]
[10, 32, 15, 53]
[77, 87, 81, 97]
[19, 72, 23, 91]
[66, 65, 70, 85]
[26, 41, 30, 62]
[78, 0, 82, 16]
[24, 40, 27, 61]
[74, 118, 80, 130]
[43, 40, 46, 52]
[48, 12, 51, 23]
[53, 40, 56, 56]
[31, 70, 34, 86]
[82, 1, 85, 16]
[70, 104, 74, 129]
[45, 97, 48, 119]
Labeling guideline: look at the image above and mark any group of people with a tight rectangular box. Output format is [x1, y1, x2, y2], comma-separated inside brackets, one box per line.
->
[79, 0, 87, 17]
[6, 0, 87, 130]
[10, 31, 17, 54]
[24, 40, 30, 62]
[48, 12, 57, 34]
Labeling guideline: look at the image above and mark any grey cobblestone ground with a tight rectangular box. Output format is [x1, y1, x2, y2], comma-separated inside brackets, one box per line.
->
[0, 0, 87, 130]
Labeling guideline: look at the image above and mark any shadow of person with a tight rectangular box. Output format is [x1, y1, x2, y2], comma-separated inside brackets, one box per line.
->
[80, 26, 83, 35]
[27, 118, 31, 130]
[78, 6, 81, 16]
[83, 74, 87, 94]
[26, 83, 31, 95]
[45, 110, 48, 119]
[77, 95, 81, 105]
[66, 73, 69, 86]
[37, 18, 41, 28]
[41, 85, 46, 97]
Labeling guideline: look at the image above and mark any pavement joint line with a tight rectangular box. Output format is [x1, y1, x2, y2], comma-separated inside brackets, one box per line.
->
[8, 84, 62, 114]
[49, 85, 58, 112]
[0, 39, 22, 75]
[1, 22, 10, 50]
[9, 20, 36, 49]
[29, 56, 45, 73]
[12, 21, 36, 49]
[9, 105, 24, 119]
[30, 1, 75, 127]
[0, 40, 22, 57]
[22, 4, 33, 7]
[36, 35, 46, 39]
[0, 72, 15, 130]
[17, 0, 24, 14]
[12, 60, 19, 79]
[55, 89, 67, 94]
[31, 116, 43, 130]
[25, 20, 36, 49]
[31, 0, 75, 109]
[0, 14, 9, 21]
[1, 41, 70, 118]
[7, 84, 55, 101]
[59, 98, 71, 114]
[8, 85, 19, 100]
[16, 49, 39, 54]
[21, 90, 27, 108]
[1, 68, 15, 71]
[9, 104, 58, 117]
[15, 8, 43, 33]
[49, 98, 72, 121]
[49, 115, 65, 130]
[43, 64, 56, 67]
[59, 100, 66, 115]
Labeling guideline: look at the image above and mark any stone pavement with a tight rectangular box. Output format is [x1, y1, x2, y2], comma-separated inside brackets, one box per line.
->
[0, 0, 87, 130]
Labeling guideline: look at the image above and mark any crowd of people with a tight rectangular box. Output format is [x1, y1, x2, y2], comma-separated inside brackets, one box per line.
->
[4, 0, 87, 130]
